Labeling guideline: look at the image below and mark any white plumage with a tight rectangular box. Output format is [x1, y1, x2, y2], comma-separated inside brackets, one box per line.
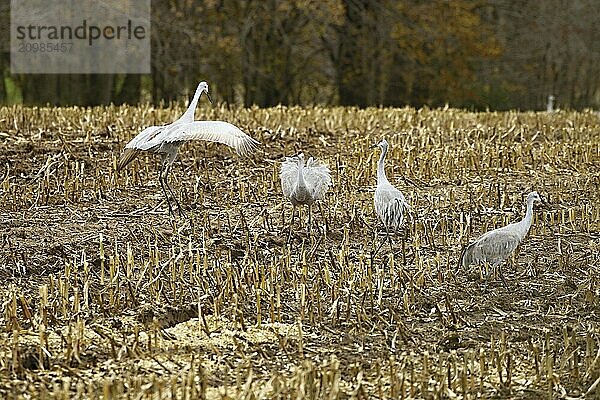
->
[117, 81, 260, 216]
[280, 153, 332, 236]
[460, 191, 542, 271]
[128, 121, 258, 157]
[374, 139, 410, 231]
[281, 154, 331, 205]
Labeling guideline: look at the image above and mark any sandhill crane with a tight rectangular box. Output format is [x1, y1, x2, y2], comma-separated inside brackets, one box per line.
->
[373, 139, 410, 253]
[280, 153, 332, 239]
[117, 81, 260, 216]
[460, 191, 543, 279]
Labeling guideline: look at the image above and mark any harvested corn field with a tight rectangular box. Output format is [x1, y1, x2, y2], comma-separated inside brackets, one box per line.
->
[0, 104, 599, 399]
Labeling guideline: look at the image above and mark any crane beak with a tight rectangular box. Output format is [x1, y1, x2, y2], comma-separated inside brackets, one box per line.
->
[205, 91, 213, 104]
[370, 143, 378, 149]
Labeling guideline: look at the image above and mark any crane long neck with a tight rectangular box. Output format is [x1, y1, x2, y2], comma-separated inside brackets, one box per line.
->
[377, 146, 389, 183]
[179, 86, 203, 122]
[520, 198, 535, 236]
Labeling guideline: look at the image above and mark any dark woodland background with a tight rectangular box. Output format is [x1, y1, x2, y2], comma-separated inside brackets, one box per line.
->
[0, 0, 599, 110]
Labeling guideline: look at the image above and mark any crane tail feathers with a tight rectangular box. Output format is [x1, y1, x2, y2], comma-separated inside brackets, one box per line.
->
[117, 148, 140, 172]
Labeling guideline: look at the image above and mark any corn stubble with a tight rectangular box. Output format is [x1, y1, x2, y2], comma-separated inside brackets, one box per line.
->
[0, 104, 599, 398]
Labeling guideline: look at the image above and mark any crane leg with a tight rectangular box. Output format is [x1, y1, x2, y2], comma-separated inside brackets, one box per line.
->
[395, 218, 406, 264]
[307, 205, 312, 238]
[287, 206, 296, 243]
[158, 162, 175, 217]
[318, 202, 328, 235]
[164, 165, 186, 217]
[385, 226, 394, 253]
[373, 235, 386, 258]
[497, 263, 509, 288]
[373, 225, 393, 258]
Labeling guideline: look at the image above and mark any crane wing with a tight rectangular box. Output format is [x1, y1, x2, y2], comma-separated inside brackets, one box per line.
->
[125, 125, 165, 150]
[397, 190, 410, 210]
[280, 157, 299, 199]
[303, 158, 332, 200]
[477, 229, 521, 254]
[374, 185, 410, 229]
[118, 125, 165, 171]
[463, 229, 522, 267]
[163, 121, 260, 156]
